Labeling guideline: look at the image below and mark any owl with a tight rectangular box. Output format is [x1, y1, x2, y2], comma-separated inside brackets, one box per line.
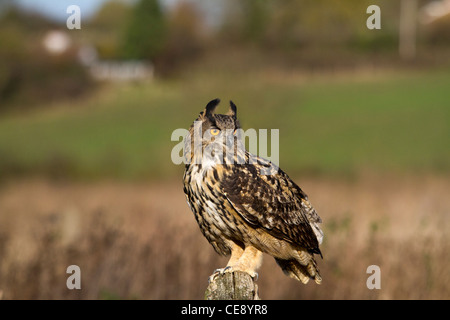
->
[183, 99, 323, 284]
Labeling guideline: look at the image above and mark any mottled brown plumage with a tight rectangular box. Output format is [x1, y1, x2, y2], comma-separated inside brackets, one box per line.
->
[183, 99, 323, 284]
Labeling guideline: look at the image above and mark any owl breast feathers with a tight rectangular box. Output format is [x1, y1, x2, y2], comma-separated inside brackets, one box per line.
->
[183, 98, 323, 284]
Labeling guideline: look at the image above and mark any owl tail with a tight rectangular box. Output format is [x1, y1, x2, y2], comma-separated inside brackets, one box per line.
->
[275, 252, 322, 284]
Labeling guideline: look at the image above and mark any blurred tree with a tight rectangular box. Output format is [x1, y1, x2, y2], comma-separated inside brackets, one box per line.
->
[219, 0, 271, 44]
[426, 13, 450, 45]
[120, 0, 167, 61]
[0, 6, 93, 111]
[158, 0, 205, 74]
[0, 0, 12, 15]
[0, 19, 26, 106]
[87, 0, 132, 59]
[269, 0, 370, 47]
[265, 0, 308, 48]
[168, 0, 204, 52]
[241, 0, 270, 43]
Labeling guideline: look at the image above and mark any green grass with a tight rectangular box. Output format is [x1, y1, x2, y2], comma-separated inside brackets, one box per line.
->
[278, 72, 450, 174]
[0, 68, 449, 180]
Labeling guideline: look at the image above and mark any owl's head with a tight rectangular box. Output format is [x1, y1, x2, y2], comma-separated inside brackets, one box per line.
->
[185, 99, 243, 165]
[196, 98, 240, 134]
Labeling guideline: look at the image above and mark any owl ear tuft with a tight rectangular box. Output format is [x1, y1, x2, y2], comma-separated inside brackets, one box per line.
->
[228, 100, 237, 119]
[203, 98, 220, 119]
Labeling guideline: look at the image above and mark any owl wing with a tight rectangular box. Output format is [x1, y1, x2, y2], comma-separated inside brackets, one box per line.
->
[221, 158, 322, 256]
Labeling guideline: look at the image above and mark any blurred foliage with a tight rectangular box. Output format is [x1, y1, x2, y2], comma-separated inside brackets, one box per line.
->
[220, 0, 400, 49]
[0, 0, 449, 115]
[86, 0, 132, 60]
[120, 0, 167, 61]
[85, 0, 207, 75]
[158, 0, 206, 75]
[0, 7, 94, 112]
[426, 13, 450, 45]
[240, 0, 270, 43]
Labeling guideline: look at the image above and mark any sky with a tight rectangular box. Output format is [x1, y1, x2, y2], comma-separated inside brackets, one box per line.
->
[13, 0, 224, 28]
[15, 0, 111, 21]
[14, 0, 181, 22]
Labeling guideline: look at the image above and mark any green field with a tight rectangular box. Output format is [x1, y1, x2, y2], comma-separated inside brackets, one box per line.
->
[0, 68, 449, 180]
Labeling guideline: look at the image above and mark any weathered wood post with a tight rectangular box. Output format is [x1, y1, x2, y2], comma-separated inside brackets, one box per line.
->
[205, 271, 260, 300]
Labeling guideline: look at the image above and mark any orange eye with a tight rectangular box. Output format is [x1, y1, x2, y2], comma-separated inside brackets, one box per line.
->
[210, 128, 220, 136]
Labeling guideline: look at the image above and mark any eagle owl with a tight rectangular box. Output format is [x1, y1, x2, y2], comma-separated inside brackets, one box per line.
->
[183, 99, 323, 284]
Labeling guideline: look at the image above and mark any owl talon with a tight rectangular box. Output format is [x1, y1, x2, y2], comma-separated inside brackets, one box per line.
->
[208, 268, 226, 283]
[223, 266, 233, 273]
[223, 266, 259, 281]
[213, 268, 225, 274]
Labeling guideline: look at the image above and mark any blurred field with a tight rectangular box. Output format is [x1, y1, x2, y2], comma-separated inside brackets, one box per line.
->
[0, 67, 449, 180]
[0, 173, 448, 300]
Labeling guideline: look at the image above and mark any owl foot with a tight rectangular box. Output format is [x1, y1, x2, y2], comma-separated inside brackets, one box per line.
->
[223, 266, 259, 280]
[208, 268, 226, 283]
[208, 266, 259, 283]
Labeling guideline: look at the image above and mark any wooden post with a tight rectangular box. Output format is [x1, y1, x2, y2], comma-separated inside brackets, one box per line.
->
[205, 271, 260, 300]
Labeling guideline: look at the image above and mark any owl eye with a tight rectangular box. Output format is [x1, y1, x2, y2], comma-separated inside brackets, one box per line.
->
[210, 128, 220, 136]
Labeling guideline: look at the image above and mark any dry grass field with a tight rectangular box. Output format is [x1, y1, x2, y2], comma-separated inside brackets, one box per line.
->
[0, 173, 448, 300]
